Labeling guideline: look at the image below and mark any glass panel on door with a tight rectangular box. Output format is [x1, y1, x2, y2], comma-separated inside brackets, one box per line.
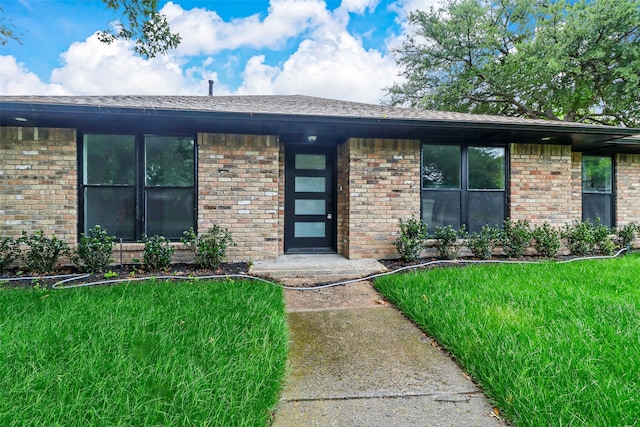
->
[295, 222, 326, 238]
[296, 154, 326, 170]
[295, 199, 326, 215]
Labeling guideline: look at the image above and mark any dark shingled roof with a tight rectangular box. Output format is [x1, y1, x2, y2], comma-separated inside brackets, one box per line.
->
[0, 94, 630, 129]
[2, 95, 639, 153]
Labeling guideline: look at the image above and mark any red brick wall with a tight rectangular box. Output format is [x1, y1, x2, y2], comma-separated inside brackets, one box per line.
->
[342, 138, 421, 259]
[509, 144, 575, 226]
[616, 154, 640, 225]
[197, 133, 280, 262]
[0, 127, 77, 241]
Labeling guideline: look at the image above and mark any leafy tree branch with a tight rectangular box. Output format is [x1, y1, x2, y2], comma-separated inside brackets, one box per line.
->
[1, 0, 180, 58]
[387, 0, 640, 127]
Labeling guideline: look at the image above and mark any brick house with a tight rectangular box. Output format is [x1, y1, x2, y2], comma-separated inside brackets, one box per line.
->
[1, 95, 639, 262]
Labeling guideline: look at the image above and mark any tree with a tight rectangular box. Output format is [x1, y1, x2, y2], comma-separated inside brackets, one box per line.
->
[387, 0, 640, 127]
[0, 7, 21, 47]
[0, 0, 180, 58]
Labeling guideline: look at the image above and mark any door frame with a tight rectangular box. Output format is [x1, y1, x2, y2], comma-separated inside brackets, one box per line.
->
[284, 144, 337, 253]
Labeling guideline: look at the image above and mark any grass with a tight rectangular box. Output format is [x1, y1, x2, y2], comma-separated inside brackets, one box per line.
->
[0, 279, 288, 426]
[375, 254, 640, 427]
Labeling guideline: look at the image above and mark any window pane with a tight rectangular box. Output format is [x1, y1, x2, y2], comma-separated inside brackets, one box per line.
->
[421, 191, 460, 229]
[295, 199, 325, 215]
[422, 145, 461, 189]
[582, 156, 612, 193]
[296, 154, 326, 170]
[583, 194, 612, 228]
[145, 136, 195, 186]
[468, 191, 505, 233]
[295, 222, 325, 238]
[146, 188, 195, 239]
[469, 147, 505, 190]
[85, 187, 135, 240]
[295, 177, 326, 192]
[84, 134, 135, 185]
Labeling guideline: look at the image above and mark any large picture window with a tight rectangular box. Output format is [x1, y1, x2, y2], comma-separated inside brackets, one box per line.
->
[421, 144, 506, 232]
[81, 134, 196, 240]
[582, 155, 614, 227]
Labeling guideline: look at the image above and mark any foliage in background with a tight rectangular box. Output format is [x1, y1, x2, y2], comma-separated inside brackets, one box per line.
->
[73, 225, 115, 273]
[466, 225, 496, 260]
[394, 216, 429, 262]
[0, 280, 288, 426]
[496, 219, 531, 258]
[18, 231, 70, 274]
[531, 222, 562, 258]
[0, 236, 20, 272]
[375, 254, 640, 426]
[432, 224, 467, 260]
[142, 234, 174, 271]
[388, 0, 640, 127]
[181, 226, 236, 270]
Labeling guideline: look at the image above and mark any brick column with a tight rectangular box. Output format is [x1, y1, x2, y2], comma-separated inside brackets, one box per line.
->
[197, 133, 280, 261]
[0, 126, 77, 241]
[343, 138, 421, 259]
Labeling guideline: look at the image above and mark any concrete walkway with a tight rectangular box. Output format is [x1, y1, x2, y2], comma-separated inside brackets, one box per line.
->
[252, 256, 507, 426]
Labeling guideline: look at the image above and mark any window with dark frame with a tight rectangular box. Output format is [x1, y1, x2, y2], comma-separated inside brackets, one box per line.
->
[582, 155, 614, 228]
[81, 133, 196, 241]
[421, 144, 506, 233]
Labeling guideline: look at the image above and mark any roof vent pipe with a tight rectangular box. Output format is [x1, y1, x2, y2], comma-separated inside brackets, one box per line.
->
[208, 80, 214, 96]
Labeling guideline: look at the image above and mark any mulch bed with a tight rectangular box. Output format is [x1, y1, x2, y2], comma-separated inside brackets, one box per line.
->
[2, 252, 629, 289]
[0, 262, 250, 289]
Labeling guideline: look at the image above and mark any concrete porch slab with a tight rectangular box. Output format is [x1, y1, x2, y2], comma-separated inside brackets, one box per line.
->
[249, 254, 388, 280]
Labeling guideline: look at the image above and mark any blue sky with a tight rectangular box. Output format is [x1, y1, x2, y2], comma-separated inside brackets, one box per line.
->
[0, 0, 440, 103]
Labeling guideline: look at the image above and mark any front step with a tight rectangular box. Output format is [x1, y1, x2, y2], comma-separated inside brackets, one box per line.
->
[249, 254, 388, 280]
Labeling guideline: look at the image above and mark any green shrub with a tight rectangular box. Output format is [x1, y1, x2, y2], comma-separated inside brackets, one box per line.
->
[562, 221, 595, 255]
[531, 222, 561, 258]
[73, 225, 115, 273]
[181, 226, 236, 270]
[615, 222, 638, 249]
[142, 234, 174, 271]
[18, 230, 71, 274]
[466, 225, 496, 260]
[432, 225, 467, 260]
[496, 219, 531, 258]
[393, 216, 428, 262]
[592, 219, 615, 255]
[1, 237, 20, 272]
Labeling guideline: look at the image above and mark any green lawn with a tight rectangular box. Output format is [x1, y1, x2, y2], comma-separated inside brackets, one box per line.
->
[375, 254, 640, 427]
[0, 279, 288, 426]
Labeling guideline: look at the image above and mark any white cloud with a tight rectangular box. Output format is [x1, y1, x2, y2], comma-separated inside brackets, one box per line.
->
[163, 0, 331, 56]
[238, 30, 399, 104]
[48, 34, 211, 95]
[2, 0, 412, 103]
[340, 0, 379, 14]
[384, 0, 444, 54]
[232, 0, 400, 104]
[0, 56, 67, 95]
